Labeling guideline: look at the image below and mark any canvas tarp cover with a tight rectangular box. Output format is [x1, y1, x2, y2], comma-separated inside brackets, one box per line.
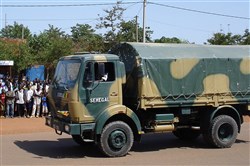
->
[111, 42, 250, 99]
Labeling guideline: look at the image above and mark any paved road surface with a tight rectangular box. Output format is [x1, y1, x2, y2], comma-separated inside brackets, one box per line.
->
[0, 118, 249, 165]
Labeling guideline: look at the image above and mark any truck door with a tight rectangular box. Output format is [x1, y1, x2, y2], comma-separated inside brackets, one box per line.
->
[80, 61, 119, 117]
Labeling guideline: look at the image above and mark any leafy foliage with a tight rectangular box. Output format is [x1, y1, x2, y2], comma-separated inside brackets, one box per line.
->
[71, 24, 104, 52]
[0, 22, 31, 39]
[155, 36, 189, 43]
[0, 1, 249, 79]
[96, 1, 125, 49]
[207, 29, 250, 45]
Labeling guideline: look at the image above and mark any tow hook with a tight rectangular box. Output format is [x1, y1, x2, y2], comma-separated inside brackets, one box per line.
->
[55, 129, 62, 135]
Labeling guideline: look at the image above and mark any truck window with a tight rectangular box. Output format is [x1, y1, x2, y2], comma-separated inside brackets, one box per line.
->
[83, 62, 115, 87]
[94, 62, 115, 82]
[53, 59, 81, 89]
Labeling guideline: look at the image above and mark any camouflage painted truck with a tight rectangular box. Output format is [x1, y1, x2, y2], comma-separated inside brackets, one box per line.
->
[45, 42, 250, 157]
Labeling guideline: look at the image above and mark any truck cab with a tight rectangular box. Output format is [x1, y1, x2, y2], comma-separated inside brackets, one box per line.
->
[46, 53, 140, 157]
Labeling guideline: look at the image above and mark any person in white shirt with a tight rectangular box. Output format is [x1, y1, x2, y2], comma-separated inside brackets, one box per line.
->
[31, 85, 42, 118]
[16, 85, 25, 117]
[25, 85, 33, 118]
[30, 81, 37, 91]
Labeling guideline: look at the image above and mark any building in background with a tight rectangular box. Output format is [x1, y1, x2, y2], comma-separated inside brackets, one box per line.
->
[0, 60, 14, 78]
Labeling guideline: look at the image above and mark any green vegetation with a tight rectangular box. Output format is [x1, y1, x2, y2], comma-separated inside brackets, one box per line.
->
[0, 2, 249, 77]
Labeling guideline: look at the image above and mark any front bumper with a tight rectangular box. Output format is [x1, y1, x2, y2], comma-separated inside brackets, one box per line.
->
[45, 116, 95, 135]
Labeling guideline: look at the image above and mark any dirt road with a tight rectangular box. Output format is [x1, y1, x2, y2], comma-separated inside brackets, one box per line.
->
[0, 117, 52, 135]
[0, 116, 249, 165]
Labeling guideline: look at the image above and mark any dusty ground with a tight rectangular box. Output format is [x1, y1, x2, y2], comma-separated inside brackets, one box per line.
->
[0, 117, 52, 135]
[0, 116, 249, 135]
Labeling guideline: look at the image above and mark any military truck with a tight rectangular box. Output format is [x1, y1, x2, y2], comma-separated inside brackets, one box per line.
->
[46, 42, 250, 157]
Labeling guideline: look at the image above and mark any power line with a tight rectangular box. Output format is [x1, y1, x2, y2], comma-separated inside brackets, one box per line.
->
[0, 2, 140, 8]
[148, 2, 250, 20]
[124, 1, 142, 10]
[1, 18, 99, 22]
[2, 1, 249, 21]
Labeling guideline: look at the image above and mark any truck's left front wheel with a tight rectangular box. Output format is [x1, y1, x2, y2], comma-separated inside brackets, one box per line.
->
[98, 121, 134, 157]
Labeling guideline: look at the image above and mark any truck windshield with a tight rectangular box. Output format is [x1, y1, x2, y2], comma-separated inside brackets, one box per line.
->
[53, 59, 81, 89]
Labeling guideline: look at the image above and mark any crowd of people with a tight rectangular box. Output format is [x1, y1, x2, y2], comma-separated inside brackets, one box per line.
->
[0, 76, 50, 118]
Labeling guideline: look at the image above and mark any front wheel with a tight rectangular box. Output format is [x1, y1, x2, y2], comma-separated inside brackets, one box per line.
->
[98, 121, 134, 157]
[204, 115, 238, 148]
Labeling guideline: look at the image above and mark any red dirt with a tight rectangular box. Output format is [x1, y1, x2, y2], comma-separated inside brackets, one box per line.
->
[0, 117, 52, 135]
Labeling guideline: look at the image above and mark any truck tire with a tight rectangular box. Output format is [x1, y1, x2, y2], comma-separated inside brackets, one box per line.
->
[205, 115, 238, 148]
[172, 128, 200, 141]
[72, 135, 94, 146]
[98, 121, 134, 157]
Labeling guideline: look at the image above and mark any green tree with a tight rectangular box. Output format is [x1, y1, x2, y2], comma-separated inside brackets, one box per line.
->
[28, 33, 50, 55]
[117, 19, 153, 42]
[0, 39, 33, 73]
[206, 30, 249, 45]
[117, 20, 137, 42]
[0, 22, 31, 39]
[71, 24, 104, 52]
[28, 25, 73, 78]
[71, 24, 95, 42]
[155, 36, 189, 43]
[96, 1, 125, 47]
[44, 24, 66, 38]
[13, 43, 34, 72]
[241, 29, 250, 45]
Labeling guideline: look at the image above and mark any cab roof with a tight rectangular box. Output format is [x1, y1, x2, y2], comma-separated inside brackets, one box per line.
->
[60, 53, 119, 61]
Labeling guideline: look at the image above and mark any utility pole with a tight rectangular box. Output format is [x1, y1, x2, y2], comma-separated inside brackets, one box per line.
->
[5, 14, 7, 28]
[142, 0, 146, 43]
[22, 26, 24, 40]
[135, 15, 138, 42]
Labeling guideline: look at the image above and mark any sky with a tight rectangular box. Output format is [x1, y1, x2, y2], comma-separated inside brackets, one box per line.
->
[0, 0, 249, 44]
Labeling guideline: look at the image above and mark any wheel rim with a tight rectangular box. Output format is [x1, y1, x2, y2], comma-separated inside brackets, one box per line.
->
[218, 123, 233, 142]
[108, 130, 127, 150]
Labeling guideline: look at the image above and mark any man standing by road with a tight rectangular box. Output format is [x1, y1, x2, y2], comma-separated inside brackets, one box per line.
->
[5, 86, 15, 118]
[31, 84, 42, 118]
[16, 85, 25, 117]
[24, 85, 33, 118]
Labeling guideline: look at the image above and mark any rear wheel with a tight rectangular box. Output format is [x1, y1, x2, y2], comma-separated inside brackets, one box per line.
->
[203, 115, 238, 148]
[98, 121, 134, 157]
[172, 128, 200, 140]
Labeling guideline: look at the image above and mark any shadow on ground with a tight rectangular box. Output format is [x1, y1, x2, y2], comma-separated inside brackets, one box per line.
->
[14, 133, 249, 158]
[131, 133, 249, 152]
[14, 138, 104, 158]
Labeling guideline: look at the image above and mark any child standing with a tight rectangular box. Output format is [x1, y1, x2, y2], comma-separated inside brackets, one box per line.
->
[41, 89, 48, 117]
[0, 90, 6, 117]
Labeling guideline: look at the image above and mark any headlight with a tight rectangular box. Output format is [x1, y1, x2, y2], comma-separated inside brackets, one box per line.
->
[64, 125, 70, 133]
